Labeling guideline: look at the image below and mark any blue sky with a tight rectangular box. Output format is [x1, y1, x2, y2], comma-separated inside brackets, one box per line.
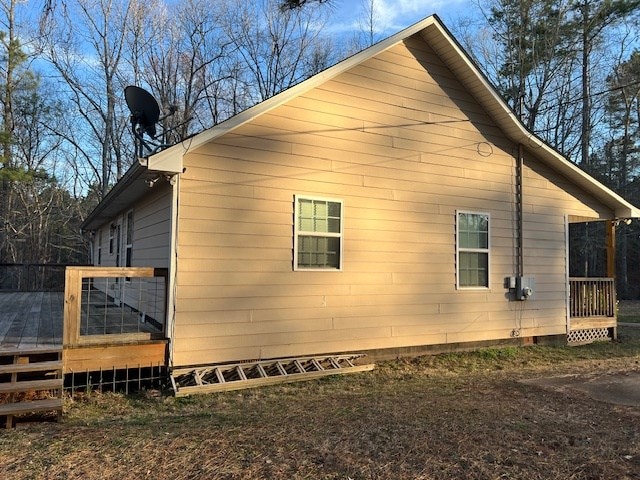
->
[325, 0, 473, 37]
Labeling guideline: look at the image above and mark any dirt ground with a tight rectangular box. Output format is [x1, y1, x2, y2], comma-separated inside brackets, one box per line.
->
[523, 369, 640, 406]
[530, 304, 640, 407]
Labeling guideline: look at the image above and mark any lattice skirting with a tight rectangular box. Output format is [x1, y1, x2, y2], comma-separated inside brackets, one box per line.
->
[567, 328, 612, 345]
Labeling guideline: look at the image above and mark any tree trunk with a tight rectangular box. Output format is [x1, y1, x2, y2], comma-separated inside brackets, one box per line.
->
[617, 226, 629, 299]
[580, 1, 591, 167]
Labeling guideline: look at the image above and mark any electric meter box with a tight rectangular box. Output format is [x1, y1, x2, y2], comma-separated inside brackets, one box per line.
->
[505, 276, 535, 301]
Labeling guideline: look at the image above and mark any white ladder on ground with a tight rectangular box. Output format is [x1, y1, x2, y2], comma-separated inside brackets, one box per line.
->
[170, 354, 374, 397]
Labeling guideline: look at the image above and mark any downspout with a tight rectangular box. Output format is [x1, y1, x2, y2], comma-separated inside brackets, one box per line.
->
[166, 173, 180, 369]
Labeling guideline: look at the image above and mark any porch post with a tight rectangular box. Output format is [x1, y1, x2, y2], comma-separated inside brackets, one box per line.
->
[606, 220, 615, 278]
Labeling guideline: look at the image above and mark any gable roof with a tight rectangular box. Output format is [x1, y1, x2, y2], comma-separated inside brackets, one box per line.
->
[83, 14, 640, 231]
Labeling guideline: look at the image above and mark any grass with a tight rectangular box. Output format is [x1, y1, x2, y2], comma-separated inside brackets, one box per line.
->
[619, 300, 640, 323]
[1, 326, 639, 479]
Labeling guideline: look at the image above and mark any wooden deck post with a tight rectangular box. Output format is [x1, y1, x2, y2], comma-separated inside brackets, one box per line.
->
[63, 267, 82, 346]
[606, 220, 616, 278]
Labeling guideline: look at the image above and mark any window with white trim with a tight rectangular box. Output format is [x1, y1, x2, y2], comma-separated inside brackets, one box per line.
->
[125, 210, 134, 268]
[97, 229, 102, 265]
[109, 224, 115, 255]
[294, 196, 343, 270]
[457, 211, 490, 288]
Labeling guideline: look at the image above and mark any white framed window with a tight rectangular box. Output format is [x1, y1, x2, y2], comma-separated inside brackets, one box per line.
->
[97, 229, 102, 265]
[457, 211, 490, 289]
[294, 195, 343, 271]
[125, 210, 134, 268]
[109, 224, 115, 255]
[121, 210, 135, 282]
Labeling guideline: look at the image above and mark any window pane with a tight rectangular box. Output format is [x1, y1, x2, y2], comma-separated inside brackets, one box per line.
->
[126, 212, 134, 244]
[326, 237, 340, 267]
[298, 236, 340, 268]
[459, 213, 488, 249]
[314, 217, 328, 232]
[478, 215, 488, 232]
[476, 253, 488, 286]
[478, 231, 488, 249]
[459, 252, 488, 287]
[469, 232, 480, 249]
[459, 213, 469, 232]
[327, 217, 341, 233]
[299, 199, 313, 216]
[298, 199, 342, 234]
[477, 215, 488, 248]
[460, 231, 470, 249]
[314, 201, 327, 217]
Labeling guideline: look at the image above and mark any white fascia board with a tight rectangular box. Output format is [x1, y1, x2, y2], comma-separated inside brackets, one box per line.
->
[144, 146, 183, 174]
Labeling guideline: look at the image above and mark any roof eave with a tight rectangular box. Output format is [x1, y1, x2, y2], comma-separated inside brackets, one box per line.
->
[81, 158, 177, 232]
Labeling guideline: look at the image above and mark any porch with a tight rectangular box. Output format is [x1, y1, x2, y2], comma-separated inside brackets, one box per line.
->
[567, 218, 618, 344]
[568, 277, 617, 343]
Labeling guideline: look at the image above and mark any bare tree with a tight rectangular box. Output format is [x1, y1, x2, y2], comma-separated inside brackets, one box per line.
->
[280, 0, 334, 9]
[220, 0, 333, 102]
[474, 1, 575, 128]
[461, 0, 640, 165]
[349, 0, 383, 52]
[0, 0, 43, 262]
[0, 0, 87, 266]
[39, 0, 133, 198]
[139, 0, 237, 138]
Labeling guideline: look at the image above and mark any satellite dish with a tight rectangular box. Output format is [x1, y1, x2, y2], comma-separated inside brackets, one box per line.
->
[125, 85, 160, 139]
[124, 85, 185, 157]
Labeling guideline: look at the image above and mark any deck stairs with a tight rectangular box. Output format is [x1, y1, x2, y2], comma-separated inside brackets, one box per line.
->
[170, 354, 375, 397]
[0, 348, 64, 428]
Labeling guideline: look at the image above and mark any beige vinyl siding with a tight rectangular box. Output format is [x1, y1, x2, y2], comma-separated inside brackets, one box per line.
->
[171, 35, 609, 366]
[520, 152, 613, 334]
[131, 183, 172, 269]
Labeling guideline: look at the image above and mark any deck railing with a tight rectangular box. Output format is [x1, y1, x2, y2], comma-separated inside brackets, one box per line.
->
[63, 266, 167, 347]
[0, 263, 88, 292]
[569, 277, 616, 318]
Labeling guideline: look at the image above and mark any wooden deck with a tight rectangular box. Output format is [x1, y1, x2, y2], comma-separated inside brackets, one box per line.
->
[0, 292, 63, 350]
[0, 291, 164, 350]
[0, 290, 168, 373]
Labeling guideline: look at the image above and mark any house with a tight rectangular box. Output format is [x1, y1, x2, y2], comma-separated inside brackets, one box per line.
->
[80, 15, 640, 377]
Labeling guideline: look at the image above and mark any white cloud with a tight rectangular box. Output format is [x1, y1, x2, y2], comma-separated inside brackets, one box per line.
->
[327, 0, 468, 37]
